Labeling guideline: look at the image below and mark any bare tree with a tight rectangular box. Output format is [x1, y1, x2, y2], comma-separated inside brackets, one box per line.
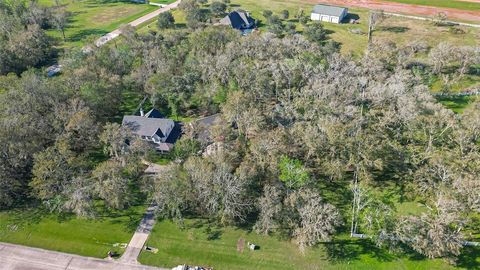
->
[367, 10, 385, 45]
[395, 195, 465, 259]
[51, 7, 69, 41]
[287, 189, 343, 252]
[254, 185, 283, 235]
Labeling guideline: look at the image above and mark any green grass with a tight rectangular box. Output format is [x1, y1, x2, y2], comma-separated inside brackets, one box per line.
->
[139, 219, 478, 270]
[384, 0, 480, 12]
[430, 75, 480, 93]
[149, 0, 176, 4]
[436, 96, 477, 113]
[0, 205, 145, 258]
[39, 0, 158, 47]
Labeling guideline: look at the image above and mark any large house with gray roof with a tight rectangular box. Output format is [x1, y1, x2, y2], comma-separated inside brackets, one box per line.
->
[311, 4, 348, 24]
[122, 108, 175, 152]
[219, 10, 255, 33]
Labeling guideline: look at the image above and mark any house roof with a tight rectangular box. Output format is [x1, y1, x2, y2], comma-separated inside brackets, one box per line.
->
[193, 114, 221, 143]
[197, 114, 220, 127]
[122, 116, 173, 137]
[144, 108, 163, 118]
[312, 4, 347, 17]
[220, 11, 255, 30]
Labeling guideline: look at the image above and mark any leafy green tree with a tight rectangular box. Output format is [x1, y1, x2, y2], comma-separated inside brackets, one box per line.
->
[262, 10, 272, 19]
[158, 11, 175, 29]
[152, 165, 191, 221]
[30, 146, 72, 201]
[210, 1, 227, 17]
[278, 156, 309, 190]
[285, 22, 296, 35]
[186, 7, 206, 29]
[92, 160, 130, 210]
[280, 9, 289, 20]
[267, 15, 284, 36]
[299, 15, 309, 25]
[173, 138, 201, 161]
[304, 22, 328, 44]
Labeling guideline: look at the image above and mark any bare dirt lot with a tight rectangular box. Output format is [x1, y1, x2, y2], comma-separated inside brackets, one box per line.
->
[315, 0, 480, 22]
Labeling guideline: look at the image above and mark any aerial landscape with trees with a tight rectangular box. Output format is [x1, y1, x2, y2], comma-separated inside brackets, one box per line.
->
[0, 0, 479, 269]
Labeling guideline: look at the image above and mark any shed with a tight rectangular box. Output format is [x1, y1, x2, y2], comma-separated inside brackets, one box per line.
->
[311, 4, 348, 24]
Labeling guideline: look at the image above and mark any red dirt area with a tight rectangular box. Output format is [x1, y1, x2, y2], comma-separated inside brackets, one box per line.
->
[459, 0, 480, 3]
[313, 0, 480, 22]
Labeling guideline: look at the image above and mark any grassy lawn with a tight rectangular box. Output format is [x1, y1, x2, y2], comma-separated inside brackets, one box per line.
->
[436, 96, 477, 113]
[0, 205, 145, 258]
[430, 75, 480, 94]
[383, 0, 480, 12]
[39, 0, 158, 46]
[149, 0, 177, 4]
[139, 219, 479, 270]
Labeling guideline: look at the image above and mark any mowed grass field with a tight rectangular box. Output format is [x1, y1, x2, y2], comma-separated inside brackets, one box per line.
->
[383, 0, 480, 12]
[0, 206, 144, 258]
[139, 219, 479, 270]
[39, 0, 158, 46]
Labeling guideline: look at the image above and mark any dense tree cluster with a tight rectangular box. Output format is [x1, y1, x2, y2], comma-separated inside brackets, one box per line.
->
[0, 43, 147, 215]
[0, 0, 56, 74]
[121, 25, 480, 258]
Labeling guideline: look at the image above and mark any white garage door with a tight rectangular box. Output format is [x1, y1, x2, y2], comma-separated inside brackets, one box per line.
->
[311, 13, 320, 20]
[321, 15, 330, 22]
[331, 16, 339, 23]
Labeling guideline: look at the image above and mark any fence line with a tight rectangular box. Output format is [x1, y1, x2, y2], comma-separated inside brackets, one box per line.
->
[384, 12, 480, 28]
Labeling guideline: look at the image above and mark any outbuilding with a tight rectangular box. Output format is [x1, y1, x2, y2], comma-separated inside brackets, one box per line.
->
[310, 4, 348, 24]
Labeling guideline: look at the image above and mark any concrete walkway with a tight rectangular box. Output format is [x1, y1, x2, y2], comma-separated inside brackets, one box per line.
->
[0, 242, 167, 270]
[119, 203, 158, 264]
[95, 0, 181, 46]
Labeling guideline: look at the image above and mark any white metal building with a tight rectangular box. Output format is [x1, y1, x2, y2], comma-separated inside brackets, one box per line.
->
[310, 4, 348, 24]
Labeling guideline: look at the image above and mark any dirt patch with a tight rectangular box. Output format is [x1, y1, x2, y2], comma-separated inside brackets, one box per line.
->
[312, 0, 480, 22]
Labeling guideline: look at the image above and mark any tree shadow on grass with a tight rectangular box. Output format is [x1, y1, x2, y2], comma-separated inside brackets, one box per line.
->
[5, 207, 46, 227]
[344, 13, 360, 22]
[204, 225, 223, 240]
[456, 247, 480, 270]
[379, 26, 409, 33]
[68, 28, 109, 42]
[324, 239, 396, 264]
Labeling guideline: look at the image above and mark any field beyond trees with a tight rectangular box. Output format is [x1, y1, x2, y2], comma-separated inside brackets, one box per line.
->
[384, 0, 480, 12]
[39, 0, 158, 46]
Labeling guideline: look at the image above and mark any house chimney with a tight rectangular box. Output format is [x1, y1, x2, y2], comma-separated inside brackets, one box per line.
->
[140, 108, 144, 117]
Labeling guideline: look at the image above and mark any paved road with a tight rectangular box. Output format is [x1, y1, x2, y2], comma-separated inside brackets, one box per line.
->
[95, 0, 181, 46]
[119, 203, 158, 264]
[0, 242, 167, 270]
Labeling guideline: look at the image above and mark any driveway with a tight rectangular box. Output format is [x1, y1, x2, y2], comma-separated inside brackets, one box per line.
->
[119, 203, 158, 264]
[0, 242, 167, 270]
[95, 0, 181, 46]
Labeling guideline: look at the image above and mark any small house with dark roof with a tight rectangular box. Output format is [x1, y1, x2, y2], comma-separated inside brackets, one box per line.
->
[311, 4, 348, 24]
[219, 10, 255, 32]
[122, 108, 174, 152]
